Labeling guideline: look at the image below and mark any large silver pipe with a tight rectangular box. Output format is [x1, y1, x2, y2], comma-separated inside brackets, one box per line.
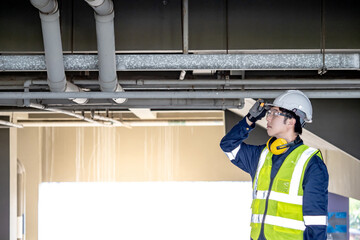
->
[30, 0, 87, 104]
[3, 79, 360, 87]
[1, 79, 359, 91]
[2, 90, 360, 99]
[84, 0, 126, 104]
[114, 79, 360, 86]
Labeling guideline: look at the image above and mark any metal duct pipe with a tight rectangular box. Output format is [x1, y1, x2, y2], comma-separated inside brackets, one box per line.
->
[35, 79, 360, 86]
[30, 0, 87, 104]
[2, 90, 360, 99]
[84, 0, 126, 104]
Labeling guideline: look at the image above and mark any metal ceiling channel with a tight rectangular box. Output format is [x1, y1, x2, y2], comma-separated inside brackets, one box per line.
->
[1, 53, 359, 71]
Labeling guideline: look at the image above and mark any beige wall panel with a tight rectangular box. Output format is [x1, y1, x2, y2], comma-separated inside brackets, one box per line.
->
[37, 126, 250, 182]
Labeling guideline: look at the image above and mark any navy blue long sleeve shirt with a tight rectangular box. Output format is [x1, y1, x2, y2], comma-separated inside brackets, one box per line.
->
[220, 118, 329, 240]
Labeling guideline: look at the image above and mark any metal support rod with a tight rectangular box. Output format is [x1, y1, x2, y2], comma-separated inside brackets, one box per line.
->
[91, 113, 131, 128]
[18, 120, 224, 127]
[2, 90, 360, 99]
[24, 99, 244, 110]
[182, 0, 189, 54]
[28, 103, 129, 126]
[28, 103, 102, 125]
[0, 120, 23, 128]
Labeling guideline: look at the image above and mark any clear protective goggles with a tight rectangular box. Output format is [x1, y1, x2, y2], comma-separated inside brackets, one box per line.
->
[266, 109, 291, 119]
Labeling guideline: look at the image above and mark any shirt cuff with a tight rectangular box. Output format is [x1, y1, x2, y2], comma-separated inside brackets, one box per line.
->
[241, 117, 255, 132]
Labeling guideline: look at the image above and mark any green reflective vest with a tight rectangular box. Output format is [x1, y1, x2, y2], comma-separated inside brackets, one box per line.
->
[250, 145, 321, 240]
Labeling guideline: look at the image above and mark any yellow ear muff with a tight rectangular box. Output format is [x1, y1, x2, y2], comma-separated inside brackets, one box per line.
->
[266, 137, 288, 155]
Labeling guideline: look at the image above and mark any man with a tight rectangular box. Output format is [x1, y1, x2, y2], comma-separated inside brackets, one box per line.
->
[220, 90, 329, 240]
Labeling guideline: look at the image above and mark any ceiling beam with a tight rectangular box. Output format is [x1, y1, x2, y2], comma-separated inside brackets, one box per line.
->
[1, 53, 359, 71]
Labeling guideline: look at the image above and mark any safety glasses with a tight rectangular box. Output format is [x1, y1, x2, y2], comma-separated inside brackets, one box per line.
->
[266, 109, 289, 118]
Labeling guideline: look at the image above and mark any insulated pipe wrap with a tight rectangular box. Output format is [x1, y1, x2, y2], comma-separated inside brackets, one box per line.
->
[84, 0, 126, 103]
[94, 11, 117, 92]
[39, 10, 66, 92]
[30, 0, 87, 104]
[30, 0, 57, 14]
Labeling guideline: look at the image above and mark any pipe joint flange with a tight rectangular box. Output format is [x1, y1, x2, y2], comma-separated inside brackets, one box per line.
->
[99, 76, 118, 92]
[94, 10, 114, 22]
[36, 0, 58, 15]
[85, 0, 105, 7]
[31, 0, 58, 14]
[39, 8, 60, 22]
[47, 78, 66, 92]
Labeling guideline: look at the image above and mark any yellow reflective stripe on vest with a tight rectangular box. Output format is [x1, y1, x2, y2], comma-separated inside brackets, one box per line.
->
[303, 215, 328, 226]
[252, 214, 306, 231]
[269, 191, 303, 205]
[256, 148, 269, 180]
[289, 147, 318, 196]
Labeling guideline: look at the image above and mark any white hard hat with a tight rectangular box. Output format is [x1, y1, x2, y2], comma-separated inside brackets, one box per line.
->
[269, 90, 313, 124]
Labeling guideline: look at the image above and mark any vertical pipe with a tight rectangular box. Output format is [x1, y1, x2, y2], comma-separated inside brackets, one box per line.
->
[30, 0, 87, 104]
[94, 12, 118, 92]
[39, 6, 66, 92]
[84, 0, 126, 104]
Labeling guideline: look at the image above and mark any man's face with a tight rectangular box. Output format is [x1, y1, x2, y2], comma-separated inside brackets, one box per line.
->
[266, 107, 289, 137]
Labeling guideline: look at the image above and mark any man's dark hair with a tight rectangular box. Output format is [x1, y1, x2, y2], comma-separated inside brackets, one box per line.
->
[279, 107, 303, 135]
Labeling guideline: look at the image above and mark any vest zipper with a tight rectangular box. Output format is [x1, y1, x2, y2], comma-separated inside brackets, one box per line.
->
[259, 177, 274, 239]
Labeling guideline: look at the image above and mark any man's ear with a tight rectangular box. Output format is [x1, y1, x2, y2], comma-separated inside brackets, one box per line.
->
[287, 118, 296, 126]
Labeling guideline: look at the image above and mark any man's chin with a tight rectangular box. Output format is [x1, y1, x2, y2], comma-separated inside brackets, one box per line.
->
[266, 129, 273, 136]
